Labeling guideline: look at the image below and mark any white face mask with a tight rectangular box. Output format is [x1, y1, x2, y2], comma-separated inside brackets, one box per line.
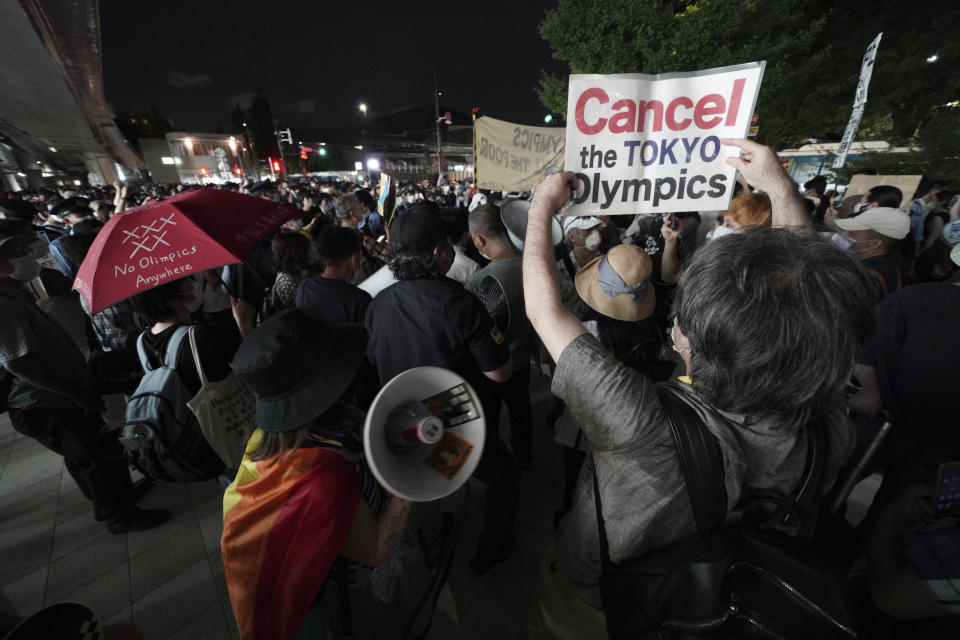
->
[851, 202, 866, 215]
[584, 230, 602, 252]
[7, 255, 41, 282]
[830, 233, 855, 252]
[711, 224, 739, 240]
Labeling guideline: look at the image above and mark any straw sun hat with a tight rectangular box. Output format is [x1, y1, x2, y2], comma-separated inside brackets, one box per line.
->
[574, 244, 656, 322]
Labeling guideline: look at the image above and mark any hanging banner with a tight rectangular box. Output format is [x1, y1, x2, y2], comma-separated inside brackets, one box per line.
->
[564, 62, 764, 217]
[833, 33, 883, 170]
[474, 116, 565, 192]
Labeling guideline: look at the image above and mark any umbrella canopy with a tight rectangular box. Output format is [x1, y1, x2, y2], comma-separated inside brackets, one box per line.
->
[74, 189, 299, 314]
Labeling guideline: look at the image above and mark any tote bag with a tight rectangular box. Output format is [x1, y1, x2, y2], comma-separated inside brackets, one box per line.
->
[186, 327, 257, 468]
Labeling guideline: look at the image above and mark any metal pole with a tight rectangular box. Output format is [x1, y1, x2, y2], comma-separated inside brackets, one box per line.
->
[829, 418, 894, 514]
[274, 119, 288, 181]
[434, 73, 443, 183]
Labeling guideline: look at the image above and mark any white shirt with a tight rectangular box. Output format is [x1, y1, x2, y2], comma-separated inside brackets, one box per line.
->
[446, 245, 480, 285]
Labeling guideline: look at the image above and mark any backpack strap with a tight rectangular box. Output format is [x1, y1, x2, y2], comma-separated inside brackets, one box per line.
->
[135, 332, 152, 371]
[162, 325, 191, 370]
[658, 386, 727, 535]
[592, 386, 728, 570]
[592, 460, 613, 571]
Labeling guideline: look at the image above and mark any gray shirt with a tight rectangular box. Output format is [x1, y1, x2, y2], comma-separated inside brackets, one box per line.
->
[552, 334, 854, 607]
[0, 284, 96, 410]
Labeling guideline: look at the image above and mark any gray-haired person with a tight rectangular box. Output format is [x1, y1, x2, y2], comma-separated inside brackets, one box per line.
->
[335, 194, 390, 283]
[523, 138, 878, 638]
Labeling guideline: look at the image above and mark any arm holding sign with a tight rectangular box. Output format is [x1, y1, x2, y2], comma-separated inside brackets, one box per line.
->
[722, 139, 810, 230]
[661, 214, 681, 284]
[523, 172, 588, 363]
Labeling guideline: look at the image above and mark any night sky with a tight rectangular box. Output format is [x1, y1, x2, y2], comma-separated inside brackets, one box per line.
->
[101, 0, 569, 132]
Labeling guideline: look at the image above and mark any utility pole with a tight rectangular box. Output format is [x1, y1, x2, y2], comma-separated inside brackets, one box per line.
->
[274, 119, 290, 181]
[434, 73, 443, 184]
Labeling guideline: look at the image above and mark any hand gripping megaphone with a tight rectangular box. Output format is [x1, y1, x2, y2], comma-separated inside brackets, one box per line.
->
[363, 367, 486, 502]
[500, 165, 568, 252]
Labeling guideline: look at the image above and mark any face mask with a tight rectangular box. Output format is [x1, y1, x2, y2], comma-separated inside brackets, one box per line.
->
[711, 224, 738, 240]
[830, 233, 855, 252]
[851, 202, 865, 215]
[7, 255, 41, 282]
[671, 324, 688, 356]
[584, 230, 602, 252]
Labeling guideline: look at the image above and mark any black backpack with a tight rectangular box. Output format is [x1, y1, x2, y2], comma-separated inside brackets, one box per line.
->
[593, 388, 859, 640]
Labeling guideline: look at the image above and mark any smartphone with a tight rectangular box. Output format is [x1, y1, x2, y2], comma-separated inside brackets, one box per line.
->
[933, 461, 960, 518]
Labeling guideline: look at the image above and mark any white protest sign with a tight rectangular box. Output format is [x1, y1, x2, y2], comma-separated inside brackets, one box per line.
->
[563, 62, 764, 217]
[833, 33, 882, 170]
[475, 116, 565, 191]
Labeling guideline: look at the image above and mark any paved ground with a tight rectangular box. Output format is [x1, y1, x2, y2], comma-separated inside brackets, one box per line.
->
[0, 371, 878, 639]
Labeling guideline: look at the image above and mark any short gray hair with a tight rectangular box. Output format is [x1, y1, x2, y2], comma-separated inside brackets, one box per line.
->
[335, 194, 360, 220]
[468, 204, 506, 239]
[674, 228, 876, 430]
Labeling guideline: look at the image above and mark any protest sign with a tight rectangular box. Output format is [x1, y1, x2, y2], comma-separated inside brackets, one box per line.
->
[846, 174, 921, 211]
[474, 116, 565, 191]
[563, 62, 764, 217]
[833, 33, 883, 169]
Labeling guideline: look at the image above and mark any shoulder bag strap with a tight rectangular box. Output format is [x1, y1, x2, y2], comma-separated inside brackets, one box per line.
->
[186, 325, 209, 387]
[657, 386, 727, 536]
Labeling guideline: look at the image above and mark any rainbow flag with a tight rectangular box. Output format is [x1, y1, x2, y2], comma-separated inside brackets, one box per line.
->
[222, 430, 361, 640]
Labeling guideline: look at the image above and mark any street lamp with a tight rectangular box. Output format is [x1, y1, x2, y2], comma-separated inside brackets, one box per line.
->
[359, 103, 369, 184]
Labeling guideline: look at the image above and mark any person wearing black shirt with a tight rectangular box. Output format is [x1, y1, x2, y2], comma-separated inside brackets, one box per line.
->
[296, 226, 371, 326]
[849, 281, 960, 531]
[365, 204, 519, 575]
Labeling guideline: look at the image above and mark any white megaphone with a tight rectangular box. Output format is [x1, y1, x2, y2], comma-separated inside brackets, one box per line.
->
[363, 367, 486, 502]
[501, 165, 567, 252]
[501, 198, 564, 252]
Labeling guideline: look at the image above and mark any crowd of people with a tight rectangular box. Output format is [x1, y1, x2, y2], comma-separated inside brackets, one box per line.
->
[0, 136, 958, 639]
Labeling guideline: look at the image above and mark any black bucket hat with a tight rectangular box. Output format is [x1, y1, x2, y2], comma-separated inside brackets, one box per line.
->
[232, 309, 367, 432]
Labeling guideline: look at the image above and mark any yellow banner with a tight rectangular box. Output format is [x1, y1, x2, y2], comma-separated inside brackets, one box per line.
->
[474, 116, 565, 191]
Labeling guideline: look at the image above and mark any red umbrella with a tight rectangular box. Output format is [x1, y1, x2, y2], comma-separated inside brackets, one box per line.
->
[74, 189, 299, 314]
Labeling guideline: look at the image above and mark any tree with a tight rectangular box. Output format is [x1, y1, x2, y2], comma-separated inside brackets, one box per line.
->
[246, 91, 279, 160]
[537, 0, 960, 150]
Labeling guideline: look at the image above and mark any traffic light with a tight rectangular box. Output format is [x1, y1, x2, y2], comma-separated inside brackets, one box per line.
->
[199, 167, 208, 176]
[233, 167, 242, 175]
[270, 158, 281, 172]
[318, 147, 327, 156]
[300, 148, 308, 160]
[544, 114, 553, 124]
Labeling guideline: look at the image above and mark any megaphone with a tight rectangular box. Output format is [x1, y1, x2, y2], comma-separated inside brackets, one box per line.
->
[364, 367, 486, 502]
[501, 165, 568, 252]
[501, 198, 564, 252]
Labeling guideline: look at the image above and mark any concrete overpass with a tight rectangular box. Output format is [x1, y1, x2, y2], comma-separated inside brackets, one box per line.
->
[0, 0, 143, 191]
